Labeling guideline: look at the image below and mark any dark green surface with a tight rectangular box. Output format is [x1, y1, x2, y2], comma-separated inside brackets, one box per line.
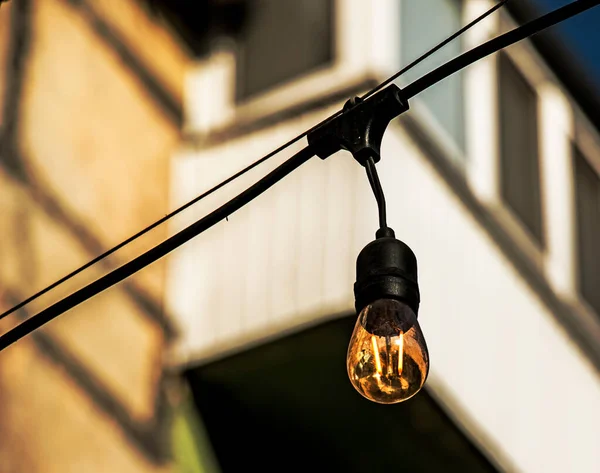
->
[185, 315, 499, 473]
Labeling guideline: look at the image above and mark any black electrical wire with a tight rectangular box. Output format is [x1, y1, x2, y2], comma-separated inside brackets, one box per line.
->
[1, 0, 595, 351]
[0, 0, 505, 323]
[365, 157, 387, 230]
[0, 117, 329, 323]
[0, 147, 316, 352]
[404, 0, 600, 100]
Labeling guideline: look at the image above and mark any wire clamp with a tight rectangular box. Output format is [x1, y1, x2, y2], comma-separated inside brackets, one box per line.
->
[307, 85, 409, 166]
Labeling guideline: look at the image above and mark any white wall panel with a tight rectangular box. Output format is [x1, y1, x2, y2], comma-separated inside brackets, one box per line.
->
[168, 108, 600, 473]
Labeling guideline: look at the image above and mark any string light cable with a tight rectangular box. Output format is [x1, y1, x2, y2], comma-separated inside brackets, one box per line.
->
[1, 0, 598, 353]
[0, 0, 509, 323]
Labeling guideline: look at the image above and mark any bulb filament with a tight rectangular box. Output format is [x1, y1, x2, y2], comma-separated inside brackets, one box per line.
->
[397, 333, 404, 376]
[371, 336, 382, 374]
[371, 333, 405, 378]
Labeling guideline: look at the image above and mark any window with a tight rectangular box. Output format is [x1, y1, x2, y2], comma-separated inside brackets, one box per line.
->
[399, 0, 465, 152]
[574, 145, 600, 315]
[498, 53, 544, 246]
[235, 0, 334, 102]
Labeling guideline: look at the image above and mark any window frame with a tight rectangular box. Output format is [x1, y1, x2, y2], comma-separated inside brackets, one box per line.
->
[185, 0, 402, 136]
[495, 51, 546, 255]
[469, 13, 550, 271]
[572, 122, 600, 319]
[397, 0, 468, 166]
[233, 0, 336, 103]
[480, 9, 600, 332]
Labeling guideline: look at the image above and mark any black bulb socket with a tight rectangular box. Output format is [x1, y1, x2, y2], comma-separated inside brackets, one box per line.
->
[353, 227, 420, 317]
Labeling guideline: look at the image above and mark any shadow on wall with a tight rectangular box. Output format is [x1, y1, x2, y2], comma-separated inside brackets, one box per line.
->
[0, 0, 178, 465]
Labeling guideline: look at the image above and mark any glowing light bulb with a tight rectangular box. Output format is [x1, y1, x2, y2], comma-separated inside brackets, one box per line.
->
[347, 298, 429, 404]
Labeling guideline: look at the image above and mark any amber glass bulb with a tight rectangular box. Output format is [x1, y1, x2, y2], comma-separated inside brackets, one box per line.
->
[347, 299, 429, 404]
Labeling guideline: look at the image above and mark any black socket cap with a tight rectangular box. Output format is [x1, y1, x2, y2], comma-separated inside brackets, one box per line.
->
[354, 233, 420, 315]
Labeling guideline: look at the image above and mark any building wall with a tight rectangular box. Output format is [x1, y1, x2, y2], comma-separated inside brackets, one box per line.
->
[0, 0, 192, 471]
[168, 1, 600, 472]
[0, 2, 10, 123]
[169, 101, 600, 473]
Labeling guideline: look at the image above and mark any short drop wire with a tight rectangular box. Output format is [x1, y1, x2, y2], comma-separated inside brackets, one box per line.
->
[0, 0, 506, 322]
[365, 157, 388, 230]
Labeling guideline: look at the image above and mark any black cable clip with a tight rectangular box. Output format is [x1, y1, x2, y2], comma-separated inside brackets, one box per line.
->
[307, 84, 409, 166]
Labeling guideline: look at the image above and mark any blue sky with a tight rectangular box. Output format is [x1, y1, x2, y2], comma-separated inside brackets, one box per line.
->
[534, 0, 600, 87]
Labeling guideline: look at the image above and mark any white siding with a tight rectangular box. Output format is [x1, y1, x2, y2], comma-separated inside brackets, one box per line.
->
[168, 107, 600, 472]
[167, 1, 600, 471]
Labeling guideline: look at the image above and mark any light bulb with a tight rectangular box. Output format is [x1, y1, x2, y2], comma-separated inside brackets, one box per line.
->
[347, 298, 429, 404]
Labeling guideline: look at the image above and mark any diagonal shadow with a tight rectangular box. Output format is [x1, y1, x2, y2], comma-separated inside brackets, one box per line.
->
[0, 0, 175, 339]
[1, 288, 174, 464]
[0, 149, 177, 339]
[63, 0, 183, 126]
[0, 0, 32, 181]
[0, 0, 178, 464]
[19, 153, 177, 339]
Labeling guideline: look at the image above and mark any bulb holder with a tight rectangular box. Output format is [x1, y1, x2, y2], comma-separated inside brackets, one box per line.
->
[354, 227, 420, 316]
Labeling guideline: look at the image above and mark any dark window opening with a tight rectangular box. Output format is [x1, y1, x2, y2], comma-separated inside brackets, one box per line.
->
[498, 53, 544, 246]
[574, 145, 600, 316]
[235, 0, 335, 102]
[142, 0, 249, 56]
